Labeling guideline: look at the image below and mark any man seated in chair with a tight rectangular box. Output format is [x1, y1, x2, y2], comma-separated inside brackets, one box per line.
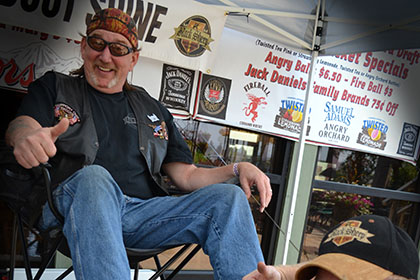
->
[5, 8, 272, 280]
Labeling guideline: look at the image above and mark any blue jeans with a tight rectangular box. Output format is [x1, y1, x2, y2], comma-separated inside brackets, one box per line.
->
[39, 165, 264, 279]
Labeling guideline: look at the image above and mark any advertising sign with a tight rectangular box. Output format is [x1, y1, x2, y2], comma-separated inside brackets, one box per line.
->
[197, 28, 420, 163]
[307, 50, 420, 163]
[0, 0, 226, 71]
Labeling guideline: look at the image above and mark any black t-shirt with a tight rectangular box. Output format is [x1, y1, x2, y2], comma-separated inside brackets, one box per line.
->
[17, 72, 193, 199]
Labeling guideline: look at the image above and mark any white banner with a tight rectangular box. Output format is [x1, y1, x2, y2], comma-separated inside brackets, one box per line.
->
[0, 24, 82, 91]
[307, 51, 420, 163]
[0, 23, 196, 103]
[1, 22, 418, 163]
[0, 0, 226, 71]
[195, 28, 420, 163]
[195, 28, 312, 139]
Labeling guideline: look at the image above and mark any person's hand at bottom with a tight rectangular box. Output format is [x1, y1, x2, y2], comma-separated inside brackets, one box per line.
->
[243, 262, 281, 280]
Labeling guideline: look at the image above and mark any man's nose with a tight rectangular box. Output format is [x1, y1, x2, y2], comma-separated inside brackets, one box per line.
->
[98, 45, 113, 62]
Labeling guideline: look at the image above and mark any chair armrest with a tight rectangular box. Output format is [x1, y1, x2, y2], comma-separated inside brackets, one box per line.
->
[35, 164, 64, 225]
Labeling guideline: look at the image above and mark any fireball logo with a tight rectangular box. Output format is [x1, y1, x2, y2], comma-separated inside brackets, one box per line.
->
[170, 16, 214, 57]
[243, 93, 267, 122]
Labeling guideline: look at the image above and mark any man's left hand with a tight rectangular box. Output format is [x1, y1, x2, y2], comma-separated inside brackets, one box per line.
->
[236, 162, 272, 212]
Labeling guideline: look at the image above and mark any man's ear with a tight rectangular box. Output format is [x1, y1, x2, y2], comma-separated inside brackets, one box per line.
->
[129, 51, 140, 71]
[80, 37, 87, 59]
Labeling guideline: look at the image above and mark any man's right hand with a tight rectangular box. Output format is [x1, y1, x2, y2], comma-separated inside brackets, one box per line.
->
[243, 262, 281, 280]
[8, 117, 69, 169]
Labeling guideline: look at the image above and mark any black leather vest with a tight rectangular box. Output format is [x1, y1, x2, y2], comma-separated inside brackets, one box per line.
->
[50, 72, 169, 195]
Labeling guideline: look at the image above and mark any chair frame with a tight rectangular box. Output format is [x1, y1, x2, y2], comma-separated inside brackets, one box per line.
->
[4, 164, 201, 280]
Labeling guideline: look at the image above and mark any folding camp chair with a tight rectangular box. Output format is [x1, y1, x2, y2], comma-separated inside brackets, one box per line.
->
[0, 142, 201, 280]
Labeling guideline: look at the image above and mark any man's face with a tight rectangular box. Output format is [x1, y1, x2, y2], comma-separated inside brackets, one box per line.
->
[81, 29, 139, 94]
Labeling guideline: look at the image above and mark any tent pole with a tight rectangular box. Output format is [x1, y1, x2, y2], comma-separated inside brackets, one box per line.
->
[281, 50, 318, 265]
[282, 0, 323, 264]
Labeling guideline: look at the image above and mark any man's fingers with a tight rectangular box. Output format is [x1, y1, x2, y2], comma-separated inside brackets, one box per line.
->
[256, 176, 272, 212]
[16, 155, 34, 169]
[31, 142, 51, 163]
[50, 118, 69, 141]
[257, 262, 269, 275]
[240, 180, 252, 198]
[257, 262, 281, 279]
[15, 147, 42, 169]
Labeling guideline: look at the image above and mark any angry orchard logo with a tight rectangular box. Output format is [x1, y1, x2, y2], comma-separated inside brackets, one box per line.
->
[357, 118, 388, 150]
[170, 15, 214, 57]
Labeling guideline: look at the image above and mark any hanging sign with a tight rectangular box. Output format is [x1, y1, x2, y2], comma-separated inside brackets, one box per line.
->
[195, 28, 311, 140]
[307, 50, 420, 163]
[0, 0, 226, 71]
[195, 28, 420, 163]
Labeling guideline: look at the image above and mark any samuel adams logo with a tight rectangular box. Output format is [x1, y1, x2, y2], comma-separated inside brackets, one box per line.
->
[323, 220, 374, 246]
[198, 74, 231, 120]
[170, 16, 214, 57]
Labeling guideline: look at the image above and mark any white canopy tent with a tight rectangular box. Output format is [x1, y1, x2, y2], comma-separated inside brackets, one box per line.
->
[196, 0, 420, 55]
[194, 0, 420, 264]
[1, 0, 419, 265]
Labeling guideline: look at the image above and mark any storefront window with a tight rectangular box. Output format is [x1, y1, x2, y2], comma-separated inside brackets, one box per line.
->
[300, 146, 420, 263]
[174, 119, 276, 173]
[139, 119, 286, 271]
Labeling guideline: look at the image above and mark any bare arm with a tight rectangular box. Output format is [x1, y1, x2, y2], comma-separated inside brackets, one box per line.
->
[162, 161, 272, 212]
[5, 115, 69, 169]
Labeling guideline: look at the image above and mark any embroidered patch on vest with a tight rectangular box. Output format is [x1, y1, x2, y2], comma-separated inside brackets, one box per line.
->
[147, 113, 160, 122]
[148, 121, 168, 140]
[54, 103, 81, 125]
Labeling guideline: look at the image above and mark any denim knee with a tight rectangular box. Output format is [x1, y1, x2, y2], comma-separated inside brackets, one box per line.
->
[62, 164, 122, 199]
[202, 184, 249, 208]
[77, 164, 112, 179]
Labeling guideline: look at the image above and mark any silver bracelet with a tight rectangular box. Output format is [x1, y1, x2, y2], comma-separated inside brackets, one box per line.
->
[233, 163, 240, 177]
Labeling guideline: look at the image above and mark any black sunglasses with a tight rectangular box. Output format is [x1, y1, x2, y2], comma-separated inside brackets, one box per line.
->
[86, 36, 135, 57]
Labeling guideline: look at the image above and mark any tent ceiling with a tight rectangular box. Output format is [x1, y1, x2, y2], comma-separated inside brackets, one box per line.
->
[195, 0, 420, 55]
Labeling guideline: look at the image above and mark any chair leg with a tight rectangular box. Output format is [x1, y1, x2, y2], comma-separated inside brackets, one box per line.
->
[153, 255, 165, 280]
[34, 234, 64, 280]
[165, 245, 201, 280]
[149, 244, 191, 280]
[133, 262, 139, 280]
[9, 213, 18, 280]
[55, 266, 74, 280]
[17, 213, 33, 280]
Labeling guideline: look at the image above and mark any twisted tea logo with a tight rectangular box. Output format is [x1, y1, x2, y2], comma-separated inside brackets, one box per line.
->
[201, 79, 226, 115]
[170, 16, 214, 57]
